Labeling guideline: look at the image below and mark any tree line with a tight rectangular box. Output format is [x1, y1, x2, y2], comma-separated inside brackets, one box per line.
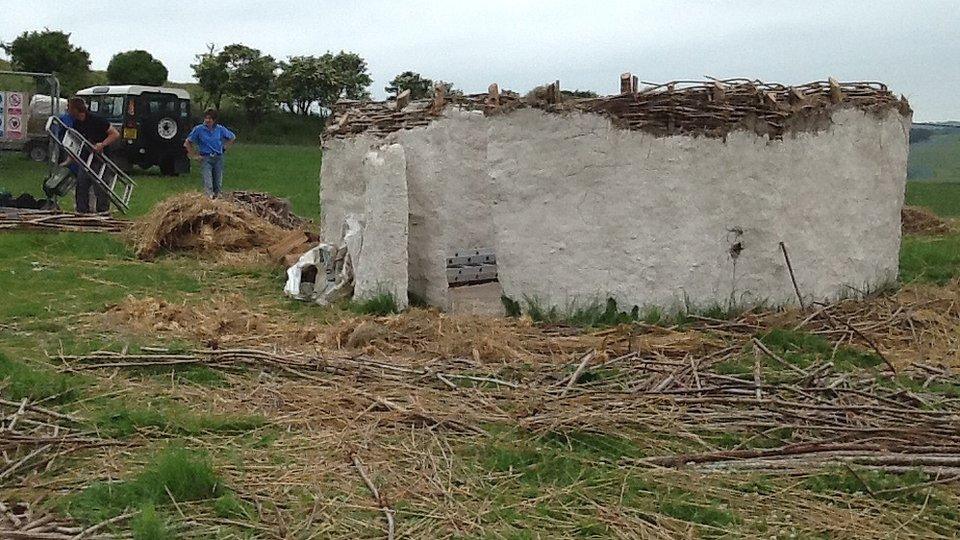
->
[1, 29, 462, 124]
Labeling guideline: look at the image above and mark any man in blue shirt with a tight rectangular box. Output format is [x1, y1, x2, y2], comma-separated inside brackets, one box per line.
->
[184, 108, 236, 198]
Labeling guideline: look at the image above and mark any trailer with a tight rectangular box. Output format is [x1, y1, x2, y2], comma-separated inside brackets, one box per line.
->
[0, 71, 60, 171]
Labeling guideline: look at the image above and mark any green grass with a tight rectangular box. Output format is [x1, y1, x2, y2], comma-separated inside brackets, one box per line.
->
[521, 297, 641, 327]
[714, 328, 883, 378]
[0, 232, 201, 322]
[0, 143, 321, 218]
[906, 182, 960, 217]
[908, 130, 960, 184]
[130, 505, 173, 540]
[93, 402, 266, 438]
[900, 233, 960, 284]
[213, 493, 256, 520]
[804, 467, 935, 505]
[348, 292, 399, 316]
[0, 352, 86, 403]
[64, 445, 224, 524]
[472, 428, 741, 533]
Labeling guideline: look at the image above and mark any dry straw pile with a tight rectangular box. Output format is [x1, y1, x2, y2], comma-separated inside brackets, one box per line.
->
[130, 193, 288, 259]
[902, 205, 954, 235]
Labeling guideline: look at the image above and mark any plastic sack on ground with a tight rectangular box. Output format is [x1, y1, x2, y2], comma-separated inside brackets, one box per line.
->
[283, 214, 363, 305]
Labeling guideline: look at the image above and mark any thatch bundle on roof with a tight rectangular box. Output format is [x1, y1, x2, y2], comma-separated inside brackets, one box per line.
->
[324, 77, 910, 141]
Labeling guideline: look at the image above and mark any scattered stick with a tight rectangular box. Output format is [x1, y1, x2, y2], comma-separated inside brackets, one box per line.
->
[561, 351, 596, 397]
[351, 454, 395, 540]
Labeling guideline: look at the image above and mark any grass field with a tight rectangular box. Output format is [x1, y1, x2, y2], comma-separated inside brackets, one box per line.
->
[2, 144, 960, 537]
[908, 130, 960, 183]
[0, 143, 321, 218]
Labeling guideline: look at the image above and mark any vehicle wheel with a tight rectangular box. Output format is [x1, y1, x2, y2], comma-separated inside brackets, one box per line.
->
[27, 143, 49, 163]
[159, 156, 179, 177]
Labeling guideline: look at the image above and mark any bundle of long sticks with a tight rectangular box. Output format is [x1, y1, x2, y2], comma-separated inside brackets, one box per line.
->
[0, 209, 130, 233]
[59, 332, 960, 477]
[324, 77, 907, 140]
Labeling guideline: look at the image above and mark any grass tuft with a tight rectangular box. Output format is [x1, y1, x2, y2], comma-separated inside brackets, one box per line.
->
[523, 297, 640, 328]
[213, 493, 255, 520]
[131, 504, 173, 540]
[501, 295, 522, 317]
[65, 445, 224, 524]
[348, 293, 399, 316]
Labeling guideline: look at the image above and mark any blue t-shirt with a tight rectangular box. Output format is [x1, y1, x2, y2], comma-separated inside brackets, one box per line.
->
[187, 124, 236, 156]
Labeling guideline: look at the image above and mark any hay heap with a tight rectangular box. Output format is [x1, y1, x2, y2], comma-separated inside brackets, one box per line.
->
[131, 192, 288, 259]
[324, 78, 909, 140]
[902, 205, 953, 235]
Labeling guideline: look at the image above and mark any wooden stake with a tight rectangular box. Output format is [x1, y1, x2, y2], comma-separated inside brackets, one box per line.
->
[779, 241, 805, 310]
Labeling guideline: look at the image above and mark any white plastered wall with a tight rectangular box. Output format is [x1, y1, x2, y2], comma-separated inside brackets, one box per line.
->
[320, 106, 910, 312]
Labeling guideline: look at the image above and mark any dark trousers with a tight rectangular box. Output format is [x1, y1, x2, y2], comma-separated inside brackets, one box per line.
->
[75, 170, 110, 213]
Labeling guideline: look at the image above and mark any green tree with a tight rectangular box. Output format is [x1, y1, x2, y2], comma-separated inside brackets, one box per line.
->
[326, 51, 372, 101]
[276, 55, 335, 116]
[385, 71, 433, 99]
[107, 50, 168, 85]
[191, 44, 229, 109]
[1, 29, 90, 94]
[220, 44, 277, 122]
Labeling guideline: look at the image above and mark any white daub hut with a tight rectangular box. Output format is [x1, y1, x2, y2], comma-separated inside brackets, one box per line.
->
[318, 77, 912, 314]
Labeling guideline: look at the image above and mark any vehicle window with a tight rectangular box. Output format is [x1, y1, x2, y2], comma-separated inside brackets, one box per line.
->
[180, 102, 189, 118]
[149, 100, 160, 114]
[87, 96, 124, 119]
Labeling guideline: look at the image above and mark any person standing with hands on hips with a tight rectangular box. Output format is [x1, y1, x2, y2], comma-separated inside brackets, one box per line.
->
[184, 109, 236, 198]
[67, 97, 120, 213]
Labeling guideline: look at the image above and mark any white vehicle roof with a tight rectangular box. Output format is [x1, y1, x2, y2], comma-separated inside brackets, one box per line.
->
[77, 85, 191, 100]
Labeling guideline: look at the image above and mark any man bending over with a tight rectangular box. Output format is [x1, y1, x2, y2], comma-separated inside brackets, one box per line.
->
[67, 97, 119, 213]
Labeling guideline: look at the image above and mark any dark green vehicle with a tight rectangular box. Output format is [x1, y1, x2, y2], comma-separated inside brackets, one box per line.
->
[76, 85, 192, 176]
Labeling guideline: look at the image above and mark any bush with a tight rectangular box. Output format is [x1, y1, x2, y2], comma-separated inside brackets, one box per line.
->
[215, 107, 325, 146]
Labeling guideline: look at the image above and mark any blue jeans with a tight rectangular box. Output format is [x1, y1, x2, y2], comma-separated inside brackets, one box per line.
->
[201, 154, 224, 197]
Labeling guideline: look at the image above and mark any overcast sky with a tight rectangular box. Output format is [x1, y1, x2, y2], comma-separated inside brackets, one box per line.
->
[2, 0, 957, 121]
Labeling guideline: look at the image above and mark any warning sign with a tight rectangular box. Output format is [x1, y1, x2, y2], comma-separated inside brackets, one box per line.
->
[6, 92, 23, 114]
[0, 91, 29, 141]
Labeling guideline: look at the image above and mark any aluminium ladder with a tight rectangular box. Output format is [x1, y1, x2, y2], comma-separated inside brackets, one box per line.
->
[45, 116, 135, 213]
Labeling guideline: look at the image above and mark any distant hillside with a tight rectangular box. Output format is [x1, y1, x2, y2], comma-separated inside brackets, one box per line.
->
[909, 124, 960, 182]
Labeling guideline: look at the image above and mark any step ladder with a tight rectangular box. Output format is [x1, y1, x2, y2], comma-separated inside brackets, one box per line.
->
[45, 116, 135, 213]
